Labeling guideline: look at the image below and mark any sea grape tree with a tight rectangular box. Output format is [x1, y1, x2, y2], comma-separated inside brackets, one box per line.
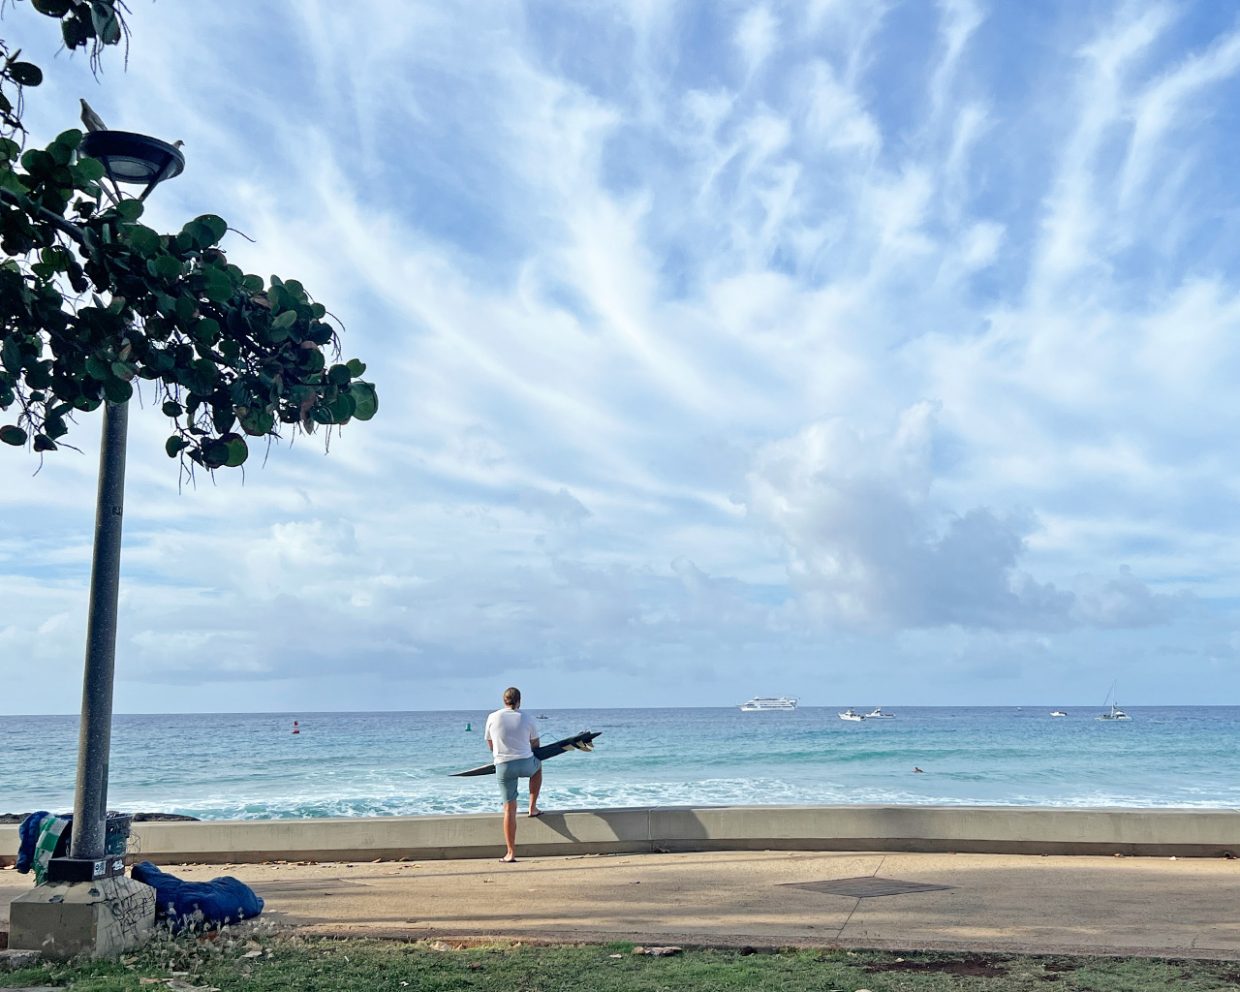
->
[1, 0, 377, 473]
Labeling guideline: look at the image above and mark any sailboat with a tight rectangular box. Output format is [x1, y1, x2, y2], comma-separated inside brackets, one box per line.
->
[1097, 681, 1131, 721]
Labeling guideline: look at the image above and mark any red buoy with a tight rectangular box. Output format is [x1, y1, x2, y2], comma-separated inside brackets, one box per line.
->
[292, 720, 300, 735]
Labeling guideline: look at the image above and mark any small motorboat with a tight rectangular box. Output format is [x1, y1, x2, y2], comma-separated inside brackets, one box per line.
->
[1050, 710, 1068, 718]
[839, 709, 866, 722]
[865, 707, 895, 719]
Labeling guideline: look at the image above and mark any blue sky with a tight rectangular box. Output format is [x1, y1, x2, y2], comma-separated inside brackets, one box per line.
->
[3, 0, 1240, 713]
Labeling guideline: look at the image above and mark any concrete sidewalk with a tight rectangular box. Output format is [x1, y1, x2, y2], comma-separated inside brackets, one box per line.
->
[8, 849, 1238, 959]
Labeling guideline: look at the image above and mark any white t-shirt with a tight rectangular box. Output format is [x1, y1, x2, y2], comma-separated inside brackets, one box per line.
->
[484, 708, 539, 763]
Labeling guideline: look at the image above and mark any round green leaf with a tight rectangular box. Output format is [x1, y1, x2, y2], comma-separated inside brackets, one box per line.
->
[223, 435, 248, 467]
[26, 362, 53, 389]
[194, 317, 221, 344]
[345, 358, 367, 377]
[103, 378, 133, 403]
[48, 140, 75, 166]
[116, 200, 145, 222]
[238, 407, 275, 437]
[125, 225, 161, 257]
[349, 381, 378, 421]
[53, 128, 83, 149]
[308, 323, 333, 345]
[62, 14, 90, 49]
[0, 425, 27, 446]
[200, 439, 229, 469]
[165, 435, 189, 458]
[202, 266, 233, 303]
[72, 156, 106, 182]
[326, 391, 356, 422]
[149, 255, 183, 281]
[196, 214, 228, 246]
[91, 5, 122, 45]
[9, 62, 44, 87]
[161, 401, 183, 418]
[32, 0, 73, 16]
[45, 414, 68, 440]
[212, 404, 236, 434]
[20, 149, 53, 175]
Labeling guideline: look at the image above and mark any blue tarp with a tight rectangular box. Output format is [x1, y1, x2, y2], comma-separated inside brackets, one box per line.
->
[131, 860, 264, 931]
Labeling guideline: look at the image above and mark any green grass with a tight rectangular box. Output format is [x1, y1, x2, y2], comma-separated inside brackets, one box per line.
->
[4, 931, 1240, 992]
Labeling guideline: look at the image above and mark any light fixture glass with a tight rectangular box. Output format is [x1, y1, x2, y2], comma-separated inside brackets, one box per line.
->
[80, 130, 185, 193]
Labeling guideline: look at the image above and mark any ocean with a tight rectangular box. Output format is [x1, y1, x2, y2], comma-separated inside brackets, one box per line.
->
[2, 707, 1238, 820]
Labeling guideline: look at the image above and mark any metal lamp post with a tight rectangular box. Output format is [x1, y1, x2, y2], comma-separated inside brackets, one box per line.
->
[55, 131, 185, 878]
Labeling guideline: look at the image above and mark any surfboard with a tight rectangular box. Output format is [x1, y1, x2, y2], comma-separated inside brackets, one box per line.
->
[450, 730, 601, 777]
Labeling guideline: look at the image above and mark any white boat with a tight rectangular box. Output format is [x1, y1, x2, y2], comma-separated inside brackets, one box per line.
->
[739, 696, 797, 712]
[865, 707, 895, 719]
[1050, 710, 1068, 718]
[1097, 682, 1131, 721]
[838, 708, 866, 721]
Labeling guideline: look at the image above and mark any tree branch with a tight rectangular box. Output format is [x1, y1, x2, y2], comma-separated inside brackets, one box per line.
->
[0, 187, 87, 244]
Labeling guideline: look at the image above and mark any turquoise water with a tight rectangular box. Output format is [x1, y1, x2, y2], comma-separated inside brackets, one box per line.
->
[2, 707, 1237, 819]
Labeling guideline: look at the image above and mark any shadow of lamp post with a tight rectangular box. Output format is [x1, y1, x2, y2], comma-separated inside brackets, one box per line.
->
[51, 130, 185, 880]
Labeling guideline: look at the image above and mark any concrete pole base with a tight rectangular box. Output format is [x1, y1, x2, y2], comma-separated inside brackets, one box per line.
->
[8, 876, 155, 960]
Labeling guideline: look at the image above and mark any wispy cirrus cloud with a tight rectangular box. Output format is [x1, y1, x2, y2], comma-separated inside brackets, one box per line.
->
[3, 0, 1239, 712]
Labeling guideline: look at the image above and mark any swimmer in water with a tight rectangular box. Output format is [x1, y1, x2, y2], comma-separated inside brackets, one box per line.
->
[913, 766, 924, 773]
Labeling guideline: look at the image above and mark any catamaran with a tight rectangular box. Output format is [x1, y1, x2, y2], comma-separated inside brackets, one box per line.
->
[739, 696, 798, 711]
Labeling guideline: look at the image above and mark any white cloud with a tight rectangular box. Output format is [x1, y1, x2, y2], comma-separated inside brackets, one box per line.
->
[2, 0, 1238, 711]
[800, 61, 882, 157]
[746, 406, 1065, 630]
[735, 5, 779, 80]
[1030, 2, 1179, 301]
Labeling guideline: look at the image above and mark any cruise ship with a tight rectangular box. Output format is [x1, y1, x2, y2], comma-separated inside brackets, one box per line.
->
[739, 696, 798, 711]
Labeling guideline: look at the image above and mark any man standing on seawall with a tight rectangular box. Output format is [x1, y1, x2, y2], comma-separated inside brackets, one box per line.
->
[485, 686, 543, 863]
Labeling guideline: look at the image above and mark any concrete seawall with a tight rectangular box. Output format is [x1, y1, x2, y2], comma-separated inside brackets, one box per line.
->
[2, 805, 1238, 866]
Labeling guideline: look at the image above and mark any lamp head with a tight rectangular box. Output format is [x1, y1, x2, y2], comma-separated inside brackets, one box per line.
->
[80, 130, 185, 198]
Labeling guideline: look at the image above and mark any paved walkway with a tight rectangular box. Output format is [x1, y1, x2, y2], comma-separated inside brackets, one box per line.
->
[4, 850, 1240, 959]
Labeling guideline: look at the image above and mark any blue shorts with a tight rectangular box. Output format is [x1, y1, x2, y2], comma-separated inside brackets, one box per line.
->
[495, 756, 541, 804]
